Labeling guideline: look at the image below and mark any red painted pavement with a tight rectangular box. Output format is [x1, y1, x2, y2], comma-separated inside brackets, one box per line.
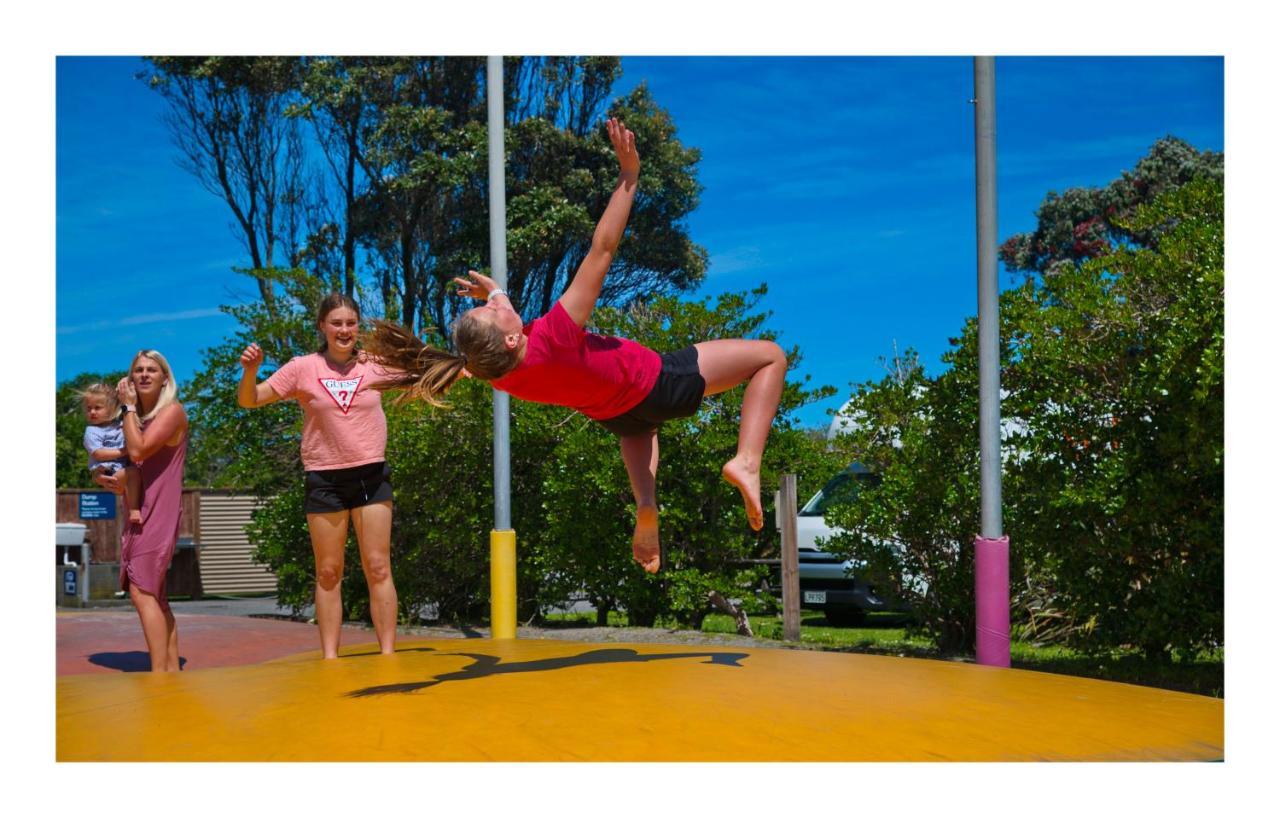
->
[56, 611, 384, 675]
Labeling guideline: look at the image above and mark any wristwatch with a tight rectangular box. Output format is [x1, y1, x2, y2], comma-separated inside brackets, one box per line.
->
[122, 404, 136, 415]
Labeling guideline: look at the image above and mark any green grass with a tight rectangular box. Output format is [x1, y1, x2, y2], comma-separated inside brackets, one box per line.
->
[703, 611, 936, 654]
[542, 610, 630, 628]
[1005, 643, 1223, 698]
[542, 609, 1223, 698]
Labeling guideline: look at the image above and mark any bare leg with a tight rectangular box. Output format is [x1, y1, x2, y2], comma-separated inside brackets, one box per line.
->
[124, 466, 143, 525]
[306, 511, 350, 659]
[694, 339, 787, 530]
[619, 431, 661, 572]
[351, 500, 397, 654]
[164, 607, 180, 671]
[128, 584, 176, 672]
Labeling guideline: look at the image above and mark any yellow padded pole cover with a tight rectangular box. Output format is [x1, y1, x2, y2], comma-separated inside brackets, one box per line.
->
[490, 529, 516, 639]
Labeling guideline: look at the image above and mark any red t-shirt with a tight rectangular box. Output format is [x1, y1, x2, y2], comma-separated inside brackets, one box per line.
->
[491, 302, 662, 420]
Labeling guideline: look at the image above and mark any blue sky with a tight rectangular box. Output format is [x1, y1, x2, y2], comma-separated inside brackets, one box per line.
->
[56, 56, 1223, 428]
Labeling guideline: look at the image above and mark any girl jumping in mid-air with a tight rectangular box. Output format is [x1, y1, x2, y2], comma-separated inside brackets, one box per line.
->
[366, 118, 786, 573]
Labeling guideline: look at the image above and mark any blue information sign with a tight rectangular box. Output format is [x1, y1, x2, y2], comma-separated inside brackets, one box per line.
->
[79, 492, 117, 520]
[64, 569, 78, 595]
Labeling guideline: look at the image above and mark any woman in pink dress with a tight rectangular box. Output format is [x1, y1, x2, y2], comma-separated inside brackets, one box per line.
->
[116, 349, 189, 673]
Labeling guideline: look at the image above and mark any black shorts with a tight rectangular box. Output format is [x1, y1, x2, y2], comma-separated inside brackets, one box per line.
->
[595, 346, 706, 438]
[304, 461, 394, 514]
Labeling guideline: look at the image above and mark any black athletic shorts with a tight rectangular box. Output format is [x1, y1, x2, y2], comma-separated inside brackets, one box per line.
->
[595, 346, 706, 438]
[304, 461, 394, 514]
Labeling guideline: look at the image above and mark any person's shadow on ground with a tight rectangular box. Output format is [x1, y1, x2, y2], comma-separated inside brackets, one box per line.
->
[346, 648, 749, 698]
[88, 651, 187, 672]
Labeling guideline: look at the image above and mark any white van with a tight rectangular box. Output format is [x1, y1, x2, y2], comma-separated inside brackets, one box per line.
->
[775, 462, 887, 626]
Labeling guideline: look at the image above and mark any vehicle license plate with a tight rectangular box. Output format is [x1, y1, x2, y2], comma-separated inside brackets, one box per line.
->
[803, 591, 826, 604]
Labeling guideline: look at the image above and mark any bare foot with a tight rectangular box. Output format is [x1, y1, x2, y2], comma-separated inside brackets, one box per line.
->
[722, 457, 764, 531]
[128, 509, 143, 526]
[632, 504, 661, 573]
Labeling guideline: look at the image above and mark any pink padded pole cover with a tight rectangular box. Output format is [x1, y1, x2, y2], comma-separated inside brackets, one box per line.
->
[975, 535, 1010, 667]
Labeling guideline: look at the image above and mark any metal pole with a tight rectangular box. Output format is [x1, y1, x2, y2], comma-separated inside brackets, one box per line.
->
[973, 56, 1009, 667]
[488, 55, 511, 532]
[81, 540, 90, 605]
[487, 55, 516, 639]
[975, 57, 1001, 538]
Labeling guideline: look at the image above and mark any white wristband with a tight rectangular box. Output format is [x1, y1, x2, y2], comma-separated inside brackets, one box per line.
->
[486, 289, 507, 301]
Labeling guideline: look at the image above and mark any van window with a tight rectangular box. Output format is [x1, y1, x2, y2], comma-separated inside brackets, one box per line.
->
[799, 469, 880, 517]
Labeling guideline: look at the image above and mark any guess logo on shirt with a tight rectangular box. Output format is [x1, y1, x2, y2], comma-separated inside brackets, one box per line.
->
[319, 376, 363, 414]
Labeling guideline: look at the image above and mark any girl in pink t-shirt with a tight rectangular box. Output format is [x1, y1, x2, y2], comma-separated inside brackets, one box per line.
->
[237, 294, 404, 659]
[367, 119, 786, 574]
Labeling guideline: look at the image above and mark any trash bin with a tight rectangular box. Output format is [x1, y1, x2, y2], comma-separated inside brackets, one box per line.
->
[57, 523, 90, 606]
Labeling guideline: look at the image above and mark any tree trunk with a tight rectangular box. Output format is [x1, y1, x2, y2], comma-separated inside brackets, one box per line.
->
[400, 230, 416, 331]
[343, 126, 358, 298]
[708, 591, 754, 637]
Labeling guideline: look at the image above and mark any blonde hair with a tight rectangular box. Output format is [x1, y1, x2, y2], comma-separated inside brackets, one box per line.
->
[130, 349, 179, 421]
[77, 383, 122, 422]
[364, 309, 521, 407]
[452, 309, 522, 380]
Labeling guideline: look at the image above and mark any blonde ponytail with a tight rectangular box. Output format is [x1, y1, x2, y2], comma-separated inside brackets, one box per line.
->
[365, 321, 467, 407]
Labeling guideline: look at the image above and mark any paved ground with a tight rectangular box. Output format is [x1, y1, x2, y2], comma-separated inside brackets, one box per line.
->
[56, 596, 779, 676]
[56, 609, 380, 675]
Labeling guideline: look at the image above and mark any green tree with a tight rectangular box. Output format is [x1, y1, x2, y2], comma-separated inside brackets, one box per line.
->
[339, 57, 488, 333]
[505, 76, 707, 319]
[144, 57, 309, 311]
[1001, 178, 1223, 659]
[999, 137, 1222, 278]
[160, 57, 709, 337]
[179, 267, 331, 491]
[820, 349, 983, 651]
[291, 56, 381, 296]
[825, 172, 1223, 660]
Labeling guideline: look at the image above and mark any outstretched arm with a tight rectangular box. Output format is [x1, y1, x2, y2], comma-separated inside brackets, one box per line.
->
[558, 117, 640, 327]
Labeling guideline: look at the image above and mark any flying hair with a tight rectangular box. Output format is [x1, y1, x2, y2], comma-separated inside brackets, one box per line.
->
[364, 321, 468, 407]
[365, 310, 524, 406]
